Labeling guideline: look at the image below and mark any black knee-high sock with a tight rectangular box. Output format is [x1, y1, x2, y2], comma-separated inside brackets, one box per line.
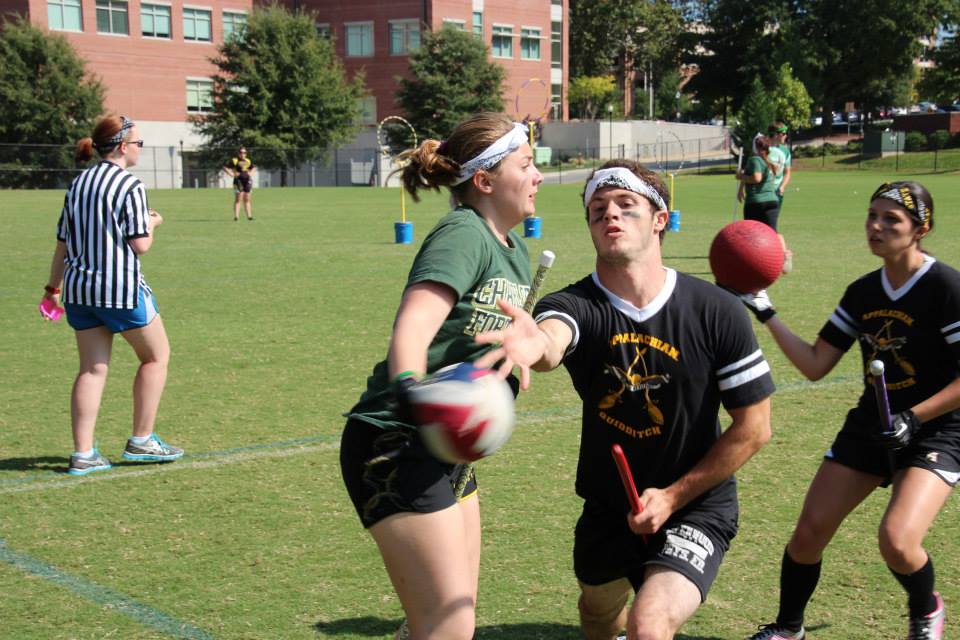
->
[776, 547, 822, 631]
[890, 556, 937, 617]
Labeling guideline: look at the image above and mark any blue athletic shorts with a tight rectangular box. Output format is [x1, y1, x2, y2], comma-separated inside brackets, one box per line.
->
[65, 287, 159, 333]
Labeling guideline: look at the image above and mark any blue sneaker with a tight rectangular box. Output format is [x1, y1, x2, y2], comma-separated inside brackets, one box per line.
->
[68, 449, 112, 476]
[122, 434, 183, 462]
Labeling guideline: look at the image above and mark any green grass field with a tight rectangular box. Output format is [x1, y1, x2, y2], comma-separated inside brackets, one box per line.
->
[2, 168, 959, 639]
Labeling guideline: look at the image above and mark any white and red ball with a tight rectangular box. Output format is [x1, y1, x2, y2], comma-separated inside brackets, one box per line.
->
[408, 362, 515, 464]
[709, 220, 784, 294]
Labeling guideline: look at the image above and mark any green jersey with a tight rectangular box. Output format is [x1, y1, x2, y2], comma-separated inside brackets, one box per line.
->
[347, 205, 532, 430]
[744, 155, 779, 204]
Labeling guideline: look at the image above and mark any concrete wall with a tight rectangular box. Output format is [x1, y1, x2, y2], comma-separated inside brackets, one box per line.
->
[541, 120, 731, 164]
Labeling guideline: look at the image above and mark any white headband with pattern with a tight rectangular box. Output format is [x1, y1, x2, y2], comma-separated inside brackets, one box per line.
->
[583, 167, 668, 211]
[451, 123, 529, 186]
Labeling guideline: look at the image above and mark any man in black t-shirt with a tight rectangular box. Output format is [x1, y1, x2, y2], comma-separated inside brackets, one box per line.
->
[477, 160, 774, 640]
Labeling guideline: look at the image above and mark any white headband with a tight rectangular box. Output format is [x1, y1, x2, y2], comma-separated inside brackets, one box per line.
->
[583, 167, 668, 211]
[451, 123, 529, 186]
[752, 132, 763, 154]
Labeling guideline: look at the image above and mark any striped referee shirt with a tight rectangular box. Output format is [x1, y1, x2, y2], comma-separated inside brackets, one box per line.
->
[56, 160, 152, 309]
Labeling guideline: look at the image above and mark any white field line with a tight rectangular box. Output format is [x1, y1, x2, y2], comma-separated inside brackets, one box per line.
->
[1, 375, 857, 496]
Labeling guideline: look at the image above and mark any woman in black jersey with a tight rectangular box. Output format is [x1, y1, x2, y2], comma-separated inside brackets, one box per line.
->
[742, 181, 958, 640]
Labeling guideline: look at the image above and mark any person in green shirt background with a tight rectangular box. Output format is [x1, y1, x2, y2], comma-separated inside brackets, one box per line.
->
[737, 134, 792, 274]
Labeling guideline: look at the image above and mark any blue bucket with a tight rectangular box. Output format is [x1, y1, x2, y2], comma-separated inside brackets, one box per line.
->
[523, 216, 542, 239]
[668, 210, 681, 232]
[394, 221, 413, 244]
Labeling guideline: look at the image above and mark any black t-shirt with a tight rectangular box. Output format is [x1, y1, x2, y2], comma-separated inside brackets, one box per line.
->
[535, 269, 775, 520]
[819, 256, 960, 434]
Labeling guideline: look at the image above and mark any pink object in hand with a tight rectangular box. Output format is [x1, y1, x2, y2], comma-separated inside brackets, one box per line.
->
[39, 298, 64, 321]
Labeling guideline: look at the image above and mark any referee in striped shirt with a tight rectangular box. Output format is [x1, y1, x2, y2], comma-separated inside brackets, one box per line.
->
[41, 115, 184, 476]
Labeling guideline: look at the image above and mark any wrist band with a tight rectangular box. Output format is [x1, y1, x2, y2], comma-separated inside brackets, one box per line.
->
[392, 371, 420, 383]
[44, 285, 61, 294]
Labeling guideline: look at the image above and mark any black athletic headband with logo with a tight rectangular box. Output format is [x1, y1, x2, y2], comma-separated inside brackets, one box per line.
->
[871, 182, 932, 229]
[96, 116, 135, 154]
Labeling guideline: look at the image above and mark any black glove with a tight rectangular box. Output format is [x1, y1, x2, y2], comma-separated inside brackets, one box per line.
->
[391, 374, 419, 424]
[878, 409, 921, 450]
[720, 285, 777, 323]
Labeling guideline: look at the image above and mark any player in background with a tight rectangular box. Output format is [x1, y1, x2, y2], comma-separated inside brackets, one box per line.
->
[737, 135, 792, 274]
[40, 115, 183, 476]
[224, 147, 255, 221]
[768, 122, 793, 272]
[476, 160, 774, 640]
[339, 112, 542, 640]
[768, 122, 792, 206]
[738, 181, 959, 640]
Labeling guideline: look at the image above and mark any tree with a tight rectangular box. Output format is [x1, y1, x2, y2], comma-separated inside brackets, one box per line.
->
[569, 76, 617, 120]
[785, 0, 958, 133]
[194, 4, 366, 182]
[396, 25, 506, 143]
[682, 0, 789, 125]
[770, 63, 813, 131]
[0, 17, 104, 187]
[734, 76, 776, 151]
[570, 0, 685, 117]
[918, 33, 960, 104]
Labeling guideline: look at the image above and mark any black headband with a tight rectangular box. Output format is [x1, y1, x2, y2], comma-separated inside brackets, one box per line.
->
[871, 183, 931, 228]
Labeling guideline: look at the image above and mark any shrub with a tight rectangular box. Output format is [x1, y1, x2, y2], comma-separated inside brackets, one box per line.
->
[928, 130, 951, 150]
[904, 131, 927, 151]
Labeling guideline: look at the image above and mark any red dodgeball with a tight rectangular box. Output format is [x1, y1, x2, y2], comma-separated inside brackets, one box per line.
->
[709, 220, 784, 293]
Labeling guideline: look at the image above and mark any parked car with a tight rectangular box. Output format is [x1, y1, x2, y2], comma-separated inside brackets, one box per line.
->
[916, 101, 942, 113]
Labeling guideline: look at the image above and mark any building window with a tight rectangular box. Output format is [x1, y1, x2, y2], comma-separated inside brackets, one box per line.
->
[223, 11, 246, 41]
[389, 20, 420, 55]
[186, 79, 213, 112]
[141, 3, 170, 38]
[442, 19, 466, 31]
[472, 11, 482, 36]
[358, 96, 376, 125]
[551, 20, 562, 69]
[316, 22, 330, 38]
[96, 0, 128, 35]
[492, 24, 513, 58]
[551, 82, 562, 119]
[183, 8, 211, 42]
[345, 22, 373, 57]
[48, 0, 83, 31]
[521, 27, 541, 60]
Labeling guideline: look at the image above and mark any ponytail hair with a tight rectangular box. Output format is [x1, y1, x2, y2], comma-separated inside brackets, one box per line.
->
[396, 139, 461, 202]
[75, 137, 95, 163]
[396, 112, 516, 202]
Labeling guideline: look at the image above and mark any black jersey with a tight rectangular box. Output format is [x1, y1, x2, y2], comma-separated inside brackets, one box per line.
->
[534, 270, 775, 518]
[819, 256, 960, 433]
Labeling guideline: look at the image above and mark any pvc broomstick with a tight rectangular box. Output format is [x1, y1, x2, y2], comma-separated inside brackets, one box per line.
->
[453, 250, 556, 499]
[733, 143, 745, 220]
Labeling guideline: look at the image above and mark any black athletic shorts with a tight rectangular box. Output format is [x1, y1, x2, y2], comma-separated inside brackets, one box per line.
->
[827, 416, 960, 487]
[573, 499, 737, 602]
[340, 418, 478, 528]
[234, 174, 252, 193]
[743, 200, 781, 231]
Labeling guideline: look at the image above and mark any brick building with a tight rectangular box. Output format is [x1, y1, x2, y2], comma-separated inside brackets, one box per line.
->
[0, 0, 251, 150]
[290, 0, 568, 124]
[2, 0, 568, 141]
